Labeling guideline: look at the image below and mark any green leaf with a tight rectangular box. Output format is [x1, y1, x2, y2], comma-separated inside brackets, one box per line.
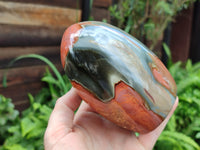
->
[8, 126, 20, 134]
[27, 127, 45, 139]
[156, 136, 183, 150]
[33, 103, 41, 110]
[42, 76, 60, 87]
[44, 68, 62, 99]
[21, 118, 35, 137]
[177, 76, 200, 94]
[34, 87, 51, 104]
[26, 118, 45, 139]
[102, 18, 107, 23]
[4, 144, 27, 150]
[4, 129, 22, 146]
[144, 23, 155, 30]
[40, 105, 52, 116]
[195, 132, 200, 139]
[0, 117, 6, 125]
[27, 93, 34, 105]
[156, 1, 173, 15]
[125, 15, 134, 33]
[0, 95, 19, 142]
[169, 61, 182, 78]
[7, 110, 19, 121]
[163, 43, 173, 68]
[192, 62, 200, 72]
[161, 131, 200, 149]
[165, 115, 176, 132]
[186, 59, 193, 72]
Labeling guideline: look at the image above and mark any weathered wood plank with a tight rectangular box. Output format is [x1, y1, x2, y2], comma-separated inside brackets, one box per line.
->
[0, 46, 61, 69]
[93, 0, 112, 8]
[91, 0, 112, 22]
[0, 46, 60, 61]
[0, 64, 64, 111]
[0, 24, 65, 46]
[0, 1, 81, 27]
[189, 1, 200, 63]
[91, 7, 111, 22]
[170, 6, 194, 62]
[0, 64, 63, 88]
[0, 0, 82, 9]
[0, 65, 46, 88]
[0, 0, 114, 112]
[0, 81, 44, 111]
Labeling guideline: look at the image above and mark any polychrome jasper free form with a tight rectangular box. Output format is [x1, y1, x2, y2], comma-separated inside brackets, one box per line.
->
[60, 21, 177, 133]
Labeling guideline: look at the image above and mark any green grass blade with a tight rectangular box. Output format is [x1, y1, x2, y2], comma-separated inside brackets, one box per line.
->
[157, 136, 183, 150]
[186, 59, 193, 72]
[192, 62, 200, 72]
[3, 54, 68, 93]
[163, 43, 173, 68]
[161, 131, 200, 149]
[43, 68, 60, 99]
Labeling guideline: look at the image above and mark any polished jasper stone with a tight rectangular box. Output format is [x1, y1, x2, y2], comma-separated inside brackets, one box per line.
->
[60, 21, 177, 133]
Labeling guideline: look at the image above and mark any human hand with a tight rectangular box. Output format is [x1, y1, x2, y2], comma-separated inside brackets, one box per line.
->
[44, 88, 178, 150]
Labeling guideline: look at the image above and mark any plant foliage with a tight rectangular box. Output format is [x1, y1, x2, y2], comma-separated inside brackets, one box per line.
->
[109, 0, 196, 50]
[1, 49, 200, 149]
[0, 95, 19, 145]
[0, 54, 71, 150]
[154, 44, 200, 149]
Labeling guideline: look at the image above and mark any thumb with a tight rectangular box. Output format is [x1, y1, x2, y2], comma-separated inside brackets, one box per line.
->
[44, 88, 82, 148]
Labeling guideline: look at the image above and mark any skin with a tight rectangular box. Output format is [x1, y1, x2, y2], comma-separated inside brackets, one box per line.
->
[44, 88, 178, 150]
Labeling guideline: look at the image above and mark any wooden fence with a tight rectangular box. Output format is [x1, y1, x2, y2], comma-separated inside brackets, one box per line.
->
[0, 0, 199, 111]
[0, 0, 82, 110]
[0, 0, 112, 111]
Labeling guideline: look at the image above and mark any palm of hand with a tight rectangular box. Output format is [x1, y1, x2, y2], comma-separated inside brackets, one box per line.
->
[44, 89, 178, 150]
